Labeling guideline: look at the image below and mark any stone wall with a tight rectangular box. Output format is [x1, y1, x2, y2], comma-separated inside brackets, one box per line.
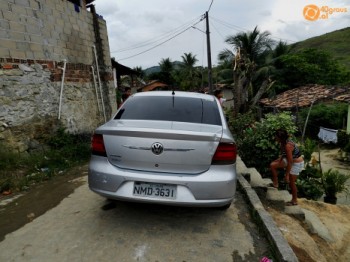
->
[0, 0, 116, 152]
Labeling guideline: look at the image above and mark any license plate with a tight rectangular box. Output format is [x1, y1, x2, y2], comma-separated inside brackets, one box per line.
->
[133, 182, 176, 199]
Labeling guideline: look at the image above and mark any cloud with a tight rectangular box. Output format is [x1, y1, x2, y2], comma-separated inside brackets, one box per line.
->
[94, 0, 350, 69]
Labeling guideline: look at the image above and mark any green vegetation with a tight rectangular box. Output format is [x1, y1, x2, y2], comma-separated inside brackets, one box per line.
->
[0, 127, 90, 194]
[139, 27, 350, 120]
[229, 111, 349, 202]
[298, 102, 348, 139]
[273, 49, 350, 93]
[322, 169, 350, 202]
[296, 165, 323, 200]
[337, 130, 350, 154]
[290, 27, 350, 71]
[229, 111, 297, 175]
[145, 53, 204, 90]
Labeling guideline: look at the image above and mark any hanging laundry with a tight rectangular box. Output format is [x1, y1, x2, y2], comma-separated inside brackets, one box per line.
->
[318, 127, 338, 143]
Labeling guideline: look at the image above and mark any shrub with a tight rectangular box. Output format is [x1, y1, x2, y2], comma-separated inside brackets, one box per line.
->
[230, 112, 297, 175]
[0, 127, 90, 194]
[299, 102, 348, 139]
[299, 138, 317, 164]
[296, 165, 323, 200]
[337, 130, 350, 153]
[322, 169, 350, 198]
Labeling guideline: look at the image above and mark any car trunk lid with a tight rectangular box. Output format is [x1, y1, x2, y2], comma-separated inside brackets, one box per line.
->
[99, 120, 223, 174]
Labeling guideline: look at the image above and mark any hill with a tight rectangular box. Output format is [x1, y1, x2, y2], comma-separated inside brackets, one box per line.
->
[290, 27, 350, 70]
[144, 61, 184, 76]
[143, 66, 160, 75]
[143, 27, 350, 73]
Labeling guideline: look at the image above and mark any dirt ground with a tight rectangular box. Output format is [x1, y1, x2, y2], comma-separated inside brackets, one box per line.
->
[1, 149, 349, 261]
[267, 147, 350, 262]
[0, 165, 87, 241]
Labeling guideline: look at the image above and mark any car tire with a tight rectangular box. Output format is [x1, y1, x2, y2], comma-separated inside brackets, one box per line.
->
[217, 203, 231, 210]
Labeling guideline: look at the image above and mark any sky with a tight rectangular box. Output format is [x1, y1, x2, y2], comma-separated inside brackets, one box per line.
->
[94, 0, 350, 69]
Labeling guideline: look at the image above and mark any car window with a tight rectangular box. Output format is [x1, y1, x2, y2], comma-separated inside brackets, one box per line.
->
[114, 96, 221, 125]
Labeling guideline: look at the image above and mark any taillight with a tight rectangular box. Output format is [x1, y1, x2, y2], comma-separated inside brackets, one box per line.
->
[91, 134, 107, 157]
[212, 143, 237, 165]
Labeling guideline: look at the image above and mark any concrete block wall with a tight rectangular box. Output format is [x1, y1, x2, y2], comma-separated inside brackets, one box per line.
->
[0, 0, 111, 66]
[0, 0, 117, 152]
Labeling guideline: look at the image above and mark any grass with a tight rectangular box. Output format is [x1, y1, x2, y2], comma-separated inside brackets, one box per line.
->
[291, 27, 350, 71]
[0, 130, 91, 194]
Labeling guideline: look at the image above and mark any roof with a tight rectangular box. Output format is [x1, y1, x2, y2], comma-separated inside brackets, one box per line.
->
[111, 60, 139, 76]
[259, 84, 350, 109]
[137, 80, 169, 92]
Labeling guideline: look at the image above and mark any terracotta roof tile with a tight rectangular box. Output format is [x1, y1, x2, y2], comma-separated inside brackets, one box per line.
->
[260, 84, 350, 109]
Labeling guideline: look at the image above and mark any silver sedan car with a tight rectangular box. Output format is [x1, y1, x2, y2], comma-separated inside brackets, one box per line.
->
[88, 91, 237, 209]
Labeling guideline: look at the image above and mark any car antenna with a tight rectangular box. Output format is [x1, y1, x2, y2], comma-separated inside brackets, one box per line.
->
[172, 88, 175, 95]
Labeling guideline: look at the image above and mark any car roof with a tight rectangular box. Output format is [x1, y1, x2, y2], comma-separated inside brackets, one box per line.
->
[131, 91, 215, 101]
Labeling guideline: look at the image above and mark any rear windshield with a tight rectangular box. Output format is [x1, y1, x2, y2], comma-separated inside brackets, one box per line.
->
[114, 96, 221, 125]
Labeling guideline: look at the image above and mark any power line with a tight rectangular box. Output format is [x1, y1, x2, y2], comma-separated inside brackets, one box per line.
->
[207, 0, 214, 13]
[117, 17, 205, 62]
[111, 16, 202, 54]
[210, 16, 296, 44]
[210, 20, 226, 42]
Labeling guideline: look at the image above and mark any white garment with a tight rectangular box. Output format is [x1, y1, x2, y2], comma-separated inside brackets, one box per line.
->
[318, 127, 338, 143]
[219, 98, 226, 105]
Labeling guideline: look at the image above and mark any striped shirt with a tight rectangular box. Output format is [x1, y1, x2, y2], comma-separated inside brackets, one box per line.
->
[281, 140, 301, 159]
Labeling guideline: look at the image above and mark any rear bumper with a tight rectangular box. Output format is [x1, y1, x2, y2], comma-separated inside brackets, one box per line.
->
[88, 156, 237, 207]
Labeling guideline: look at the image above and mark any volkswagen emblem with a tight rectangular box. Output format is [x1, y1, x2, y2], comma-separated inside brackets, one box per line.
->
[151, 142, 163, 155]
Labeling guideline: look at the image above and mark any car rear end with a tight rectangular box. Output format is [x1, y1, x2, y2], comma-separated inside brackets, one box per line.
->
[88, 91, 237, 208]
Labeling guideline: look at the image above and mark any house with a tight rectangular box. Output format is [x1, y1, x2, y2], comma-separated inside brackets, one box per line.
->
[259, 84, 350, 110]
[259, 84, 350, 133]
[137, 80, 169, 92]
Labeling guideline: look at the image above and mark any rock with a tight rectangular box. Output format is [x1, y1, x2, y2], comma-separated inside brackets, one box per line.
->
[19, 64, 35, 72]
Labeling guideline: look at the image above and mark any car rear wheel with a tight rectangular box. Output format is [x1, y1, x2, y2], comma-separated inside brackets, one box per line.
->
[217, 203, 231, 210]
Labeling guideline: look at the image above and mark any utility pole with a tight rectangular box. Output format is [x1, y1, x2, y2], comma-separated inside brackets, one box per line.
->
[205, 11, 213, 94]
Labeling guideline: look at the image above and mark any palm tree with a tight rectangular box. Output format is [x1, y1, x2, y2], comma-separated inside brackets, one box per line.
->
[224, 26, 274, 64]
[133, 66, 145, 79]
[216, 57, 234, 86]
[178, 52, 200, 90]
[218, 26, 275, 115]
[157, 58, 177, 86]
[159, 58, 173, 73]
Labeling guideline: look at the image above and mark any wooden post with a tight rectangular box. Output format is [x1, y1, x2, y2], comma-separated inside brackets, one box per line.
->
[347, 104, 350, 134]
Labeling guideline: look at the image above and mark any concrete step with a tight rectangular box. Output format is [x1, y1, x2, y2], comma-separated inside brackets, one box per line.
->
[266, 187, 306, 220]
[266, 188, 291, 201]
[247, 167, 268, 188]
[302, 208, 334, 243]
[284, 205, 305, 221]
[262, 178, 273, 186]
[237, 157, 306, 222]
[266, 188, 291, 209]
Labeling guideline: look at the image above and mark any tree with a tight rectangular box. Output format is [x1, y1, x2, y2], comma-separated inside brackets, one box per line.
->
[177, 52, 201, 90]
[273, 48, 350, 91]
[159, 58, 173, 73]
[158, 58, 175, 85]
[147, 58, 176, 86]
[133, 66, 145, 79]
[215, 57, 234, 86]
[218, 26, 276, 115]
